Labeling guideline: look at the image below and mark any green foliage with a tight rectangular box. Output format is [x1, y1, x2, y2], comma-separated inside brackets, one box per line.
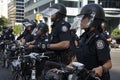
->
[0, 16, 8, 32]
[13, 25, 23, 35]
[111, 28, 120, 37]
[0, 16, 8, 26]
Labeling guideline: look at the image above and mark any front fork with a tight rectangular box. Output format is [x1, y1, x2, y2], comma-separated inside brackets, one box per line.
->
[31, 59, 36, 80]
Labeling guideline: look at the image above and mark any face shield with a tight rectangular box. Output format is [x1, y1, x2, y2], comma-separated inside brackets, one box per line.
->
[23, 22, 32, 28]
[40, 7, 59, 17]
[70, 15, 84, 30]
[71, 11, 96, 30]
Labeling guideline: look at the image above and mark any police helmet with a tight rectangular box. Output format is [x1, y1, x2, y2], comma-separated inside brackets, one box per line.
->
[50, 3, 67, 16]
[71, 4, 105, 30]
[23, 19, 35, 30]
[2, 27, 9, 34]
[37, 23, 49, 34]
[79, 3, 105, 20]
[8, 28, 13, 34]
[22, 19, 31, 27]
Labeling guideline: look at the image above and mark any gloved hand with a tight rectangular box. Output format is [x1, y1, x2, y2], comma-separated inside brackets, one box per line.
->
[34, 42, 50, 50]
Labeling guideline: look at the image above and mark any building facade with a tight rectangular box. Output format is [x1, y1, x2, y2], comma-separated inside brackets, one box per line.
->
[98, 0, 120, 33]
[8, 0, 24, 26]
[0, 0, 8, 18]
[24, 0, 54, 20]
[24, 0, 120, 34]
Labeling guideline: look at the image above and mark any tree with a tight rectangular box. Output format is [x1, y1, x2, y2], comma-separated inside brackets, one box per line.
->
[0, 16, 8, 26]
[13, 25, 23, 35]
[111, 28, 120, 37]
[0, 16, 8, 31]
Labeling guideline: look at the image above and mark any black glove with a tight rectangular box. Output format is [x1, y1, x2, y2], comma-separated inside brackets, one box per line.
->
[34, 42, 50, 50]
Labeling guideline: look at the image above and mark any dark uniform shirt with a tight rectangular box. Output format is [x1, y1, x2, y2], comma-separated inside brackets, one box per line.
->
[33, 34, 51, 53]
[17, 30, 34, 43]
[50, 19, 71, 64]
[77, 29, 111, 80]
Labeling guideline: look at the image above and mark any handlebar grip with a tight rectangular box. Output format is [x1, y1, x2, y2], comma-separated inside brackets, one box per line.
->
[89, 71, 101, 80]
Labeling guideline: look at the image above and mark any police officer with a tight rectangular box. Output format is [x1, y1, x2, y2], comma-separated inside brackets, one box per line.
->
[28, 22, 49, 53]
[1, 27, 15, 41]
[27, 22, 49, 79]
[39, 3, 72, 64]
[74, 4, 112, 80]
[17, 19, 35, 44]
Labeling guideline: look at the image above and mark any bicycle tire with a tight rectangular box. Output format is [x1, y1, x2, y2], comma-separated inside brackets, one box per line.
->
[12, 71, 24, 80]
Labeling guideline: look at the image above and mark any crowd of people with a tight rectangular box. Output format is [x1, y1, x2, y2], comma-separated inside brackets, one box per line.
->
[0, 3, 112, 80]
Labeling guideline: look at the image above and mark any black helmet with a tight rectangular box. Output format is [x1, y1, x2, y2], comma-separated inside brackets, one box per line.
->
[51, 3, 67, 16]
[79, 3, 105, 20]
[22, 19, 31, 27]
[37, 23, 49, 34]
[71, 3, 105, 29]
[23, 19, 36, 30]
[8, 28, 13, 34]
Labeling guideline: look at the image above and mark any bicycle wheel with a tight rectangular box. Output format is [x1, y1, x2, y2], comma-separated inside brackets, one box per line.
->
[12, 71, 24, 80]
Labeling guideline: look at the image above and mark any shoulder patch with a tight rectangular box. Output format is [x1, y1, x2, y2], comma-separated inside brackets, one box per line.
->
[61, 26, 68, 32]
[96, 40, 105, 49]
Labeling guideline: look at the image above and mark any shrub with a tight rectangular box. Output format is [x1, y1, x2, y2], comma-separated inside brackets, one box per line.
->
[111, 28, 120, 37]
[13, 25, 23, 35]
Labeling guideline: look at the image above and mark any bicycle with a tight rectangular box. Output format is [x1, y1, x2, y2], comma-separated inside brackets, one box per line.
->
[42, 61, 101, 80]
[10, 52, 49, 80]
[0, 40, 17, 68]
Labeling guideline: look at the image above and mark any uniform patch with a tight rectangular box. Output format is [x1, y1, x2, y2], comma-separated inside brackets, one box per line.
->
[96, 40, 104, 49]
[61, 26, 68, 32]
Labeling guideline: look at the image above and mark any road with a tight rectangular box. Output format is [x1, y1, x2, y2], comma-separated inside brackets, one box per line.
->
[0, 48, 120, 80]
[0, 63, 12, 80]
[110, 48, 120, 80]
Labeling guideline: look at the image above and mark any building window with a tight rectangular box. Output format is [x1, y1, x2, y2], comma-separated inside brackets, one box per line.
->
[99, 0, 120, 8]
[16, 10, 24, 12]
[16, 6, 24, 9]
[16, 13, 24, 16]
[16, 3, 24, 5]
[16, 17, 24, 20]
[58, 0, 81, 8]
[88, 1, 94, 4]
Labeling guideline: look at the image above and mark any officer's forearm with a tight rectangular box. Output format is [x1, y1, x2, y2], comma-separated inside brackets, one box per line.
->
[102, 60, 112, 72]
[49, 41, 70, 50]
